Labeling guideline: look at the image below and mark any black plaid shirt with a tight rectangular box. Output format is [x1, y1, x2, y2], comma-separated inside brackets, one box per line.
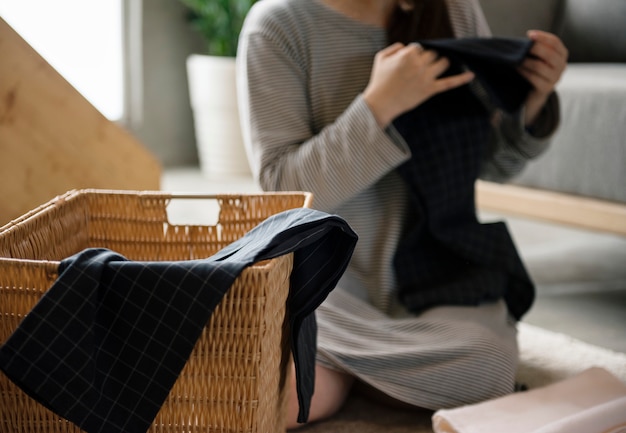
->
[0, 208, 357, 433]
[393, 37, 535, 320]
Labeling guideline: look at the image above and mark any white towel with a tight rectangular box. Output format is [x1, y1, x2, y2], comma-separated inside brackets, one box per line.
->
[432, 367, 626, 433]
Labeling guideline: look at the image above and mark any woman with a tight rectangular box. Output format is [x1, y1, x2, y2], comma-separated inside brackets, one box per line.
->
[236, 0, 567, 428]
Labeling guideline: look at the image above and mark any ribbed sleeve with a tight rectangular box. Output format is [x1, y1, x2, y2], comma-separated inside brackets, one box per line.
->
[237, 1, 410, 212]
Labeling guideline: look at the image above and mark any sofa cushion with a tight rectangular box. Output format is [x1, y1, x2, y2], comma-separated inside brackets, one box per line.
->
[478, 0, 561, 37]
[512, 64, 626, 203]
[556, 0, 626, 62]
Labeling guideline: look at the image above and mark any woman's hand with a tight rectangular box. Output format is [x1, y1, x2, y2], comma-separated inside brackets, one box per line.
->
[519, 30, 568, 127]
[363, 42, 475, 127]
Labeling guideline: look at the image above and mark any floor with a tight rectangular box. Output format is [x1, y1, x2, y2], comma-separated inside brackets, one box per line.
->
[161, 166, 626, 354]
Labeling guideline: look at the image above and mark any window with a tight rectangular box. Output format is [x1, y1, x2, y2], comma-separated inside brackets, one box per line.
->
[0, 0, 125, 121]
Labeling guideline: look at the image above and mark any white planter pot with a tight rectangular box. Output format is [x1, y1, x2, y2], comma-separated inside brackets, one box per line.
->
[186, 54, 251, 177]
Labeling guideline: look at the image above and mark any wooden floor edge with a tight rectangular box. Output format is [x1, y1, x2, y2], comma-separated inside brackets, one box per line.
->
[475, 181, 626, 237]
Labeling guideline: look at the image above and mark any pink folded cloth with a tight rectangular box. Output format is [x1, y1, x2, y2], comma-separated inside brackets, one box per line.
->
[432, 367, 626, 433]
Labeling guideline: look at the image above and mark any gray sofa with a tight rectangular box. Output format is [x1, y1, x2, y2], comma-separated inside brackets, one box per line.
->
[478, 0, 626, 204]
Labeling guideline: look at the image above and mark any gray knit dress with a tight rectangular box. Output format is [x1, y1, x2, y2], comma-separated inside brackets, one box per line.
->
[237, 0, 558, 409]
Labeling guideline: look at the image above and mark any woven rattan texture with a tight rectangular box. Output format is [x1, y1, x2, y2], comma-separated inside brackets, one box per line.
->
[0, 189, 312, 433]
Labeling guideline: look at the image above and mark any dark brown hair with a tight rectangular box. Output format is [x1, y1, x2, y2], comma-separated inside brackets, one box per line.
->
[386, 0, 454, 44]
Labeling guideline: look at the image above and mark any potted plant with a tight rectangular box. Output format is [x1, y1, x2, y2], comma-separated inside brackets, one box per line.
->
[180, 0, 258, 178]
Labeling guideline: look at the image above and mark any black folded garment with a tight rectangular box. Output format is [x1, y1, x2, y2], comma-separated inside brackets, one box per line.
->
[418, 37, 534, 113]
[391, 37, 536, 321]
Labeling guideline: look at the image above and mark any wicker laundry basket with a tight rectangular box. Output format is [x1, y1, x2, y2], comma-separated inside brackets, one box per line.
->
[0, 189, 313, 433]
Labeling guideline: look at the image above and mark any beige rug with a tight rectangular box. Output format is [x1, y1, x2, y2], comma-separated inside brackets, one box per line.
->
[296, 323, 626, 433]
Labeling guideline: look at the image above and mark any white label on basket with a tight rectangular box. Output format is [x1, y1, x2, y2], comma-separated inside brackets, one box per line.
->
[165, 198, 221, 227]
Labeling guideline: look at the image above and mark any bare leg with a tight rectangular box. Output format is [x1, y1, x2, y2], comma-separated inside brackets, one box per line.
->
[352, 380, 432, 412]
[286, 363, 354, 430]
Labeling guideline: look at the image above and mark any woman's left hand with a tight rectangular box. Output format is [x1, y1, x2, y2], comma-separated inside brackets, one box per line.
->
[519, 30, 568, 127]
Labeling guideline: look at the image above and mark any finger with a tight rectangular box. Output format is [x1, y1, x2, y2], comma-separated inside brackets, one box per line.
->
[527, 30, 569, 60]
[528, 42, 567, 71]
[520, 59, 563, 87]
[520, 57, 556, 84]
[400, 43, 438, 62]
[518, 65, 553, 94]
[527, 30, 567, 53]
[433, 71, 475, 93]
[427, 56, 451, 78]
[418, 49, 440, 65]
[380, 42, 406, 58]
[408, 42, 423, 53]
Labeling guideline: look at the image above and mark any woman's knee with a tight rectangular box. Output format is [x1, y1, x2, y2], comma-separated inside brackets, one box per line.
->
[286, 364, 354, 430]
[454, 329, 519, 402]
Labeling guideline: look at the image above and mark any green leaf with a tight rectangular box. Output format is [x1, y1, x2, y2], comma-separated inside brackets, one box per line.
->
[179, 0, 258, 57]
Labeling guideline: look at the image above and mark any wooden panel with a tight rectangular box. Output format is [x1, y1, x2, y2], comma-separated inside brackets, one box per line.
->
[0, 18, 162, 226]
[476, 180, 626, 237]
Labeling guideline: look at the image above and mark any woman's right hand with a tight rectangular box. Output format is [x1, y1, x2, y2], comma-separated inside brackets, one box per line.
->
[363, 42, 475, 127]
